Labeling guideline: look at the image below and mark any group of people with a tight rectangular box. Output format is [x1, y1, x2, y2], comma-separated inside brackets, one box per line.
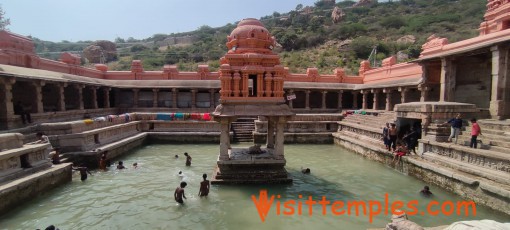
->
[384, 113, 483, 164]
[443, 113, 482, 148]
[175, 152, 192, 166]
[174, 173, 210, 204]
[173, 152, 210, 204]
[382, 123, 420, 164]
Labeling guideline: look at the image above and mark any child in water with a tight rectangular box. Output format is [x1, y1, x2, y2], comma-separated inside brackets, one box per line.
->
[174, 181, 187, 204]
[72, 164, 92, 181]
[184, 152, 192, 166]
[198, 173, 210, 197]
[117, 161, 126, 169]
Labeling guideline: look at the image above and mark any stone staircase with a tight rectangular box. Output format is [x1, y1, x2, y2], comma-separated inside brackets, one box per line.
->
[231, 117, 257, 143]
[455, 119, 510, 154]
[337, 111, 397, 146]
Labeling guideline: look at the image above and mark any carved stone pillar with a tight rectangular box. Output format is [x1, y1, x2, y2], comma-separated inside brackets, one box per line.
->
[399, 87, 408, 104]
[191, 89, 197, 109]
[371, 89, 379, 110]
[91, 87, 98, 109]
[75, 85, 84, 110]
[242, 73, 249, 97]
[32, 81, 44, 113]
[57, 83, 66, 111]
[439, 57, 456, 102]
[104, 88, 111, 108]
[274, 117, 286, 157]
[219, 119, 230, 160]
[322, 91, 327, 109]
[0, 78, 16, 124]
[361, 90, 368, 110]
[264, 73, 272, 97]
[338, 90, 343, 109]
[383, 88, 393, 111]
[305, 90, 310, 109]
[153, 89, 159, 108]
[352, 91, 359, 109]
[209, 89, 215, 108]
[266, 117, 275, 149]
[172, 88, 178, 108]
[489, 45, 510, 119]
[257, 73, 264, 97]
[418, 84, 430, 102]
[233, 72, 241, 97]
[132, 89, 139, 108]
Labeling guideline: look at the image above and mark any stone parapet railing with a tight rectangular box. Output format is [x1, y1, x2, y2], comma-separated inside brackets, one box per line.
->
[255, 121, 338, 133]
[420, 139, 510, 173]
[258, 114, 343, 122]
[337, 121, 384, 142]
[0, 142, 51, 184]
[0, 133, 24, 151]
[149, 121, 220, 132]
[5, 108, 119, 130]
[38, 112, 136, 135]
[255, 114, 342, 133]
[53, 121, 141, 152]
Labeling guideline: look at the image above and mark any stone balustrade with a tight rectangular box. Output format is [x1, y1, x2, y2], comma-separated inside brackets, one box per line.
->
[337, 121, 384, 142]
[255, 121, 338, 133]
[420, 139, 510, 173]
[53, 121, 141, 152]
[0, 141, 51, 184]
[37, 112, 135, 135]
[0, 133, 24, 151]
[150, 121, 220, 132]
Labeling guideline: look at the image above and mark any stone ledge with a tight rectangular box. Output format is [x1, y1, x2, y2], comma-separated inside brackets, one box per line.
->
[334, 134, 510, 215]
[0, 143, 49, 160]
[480, 183, 510, 200]
[419, 139, 510, 162]
[338, 121, 382, 134]
[0, 163, 72, 216]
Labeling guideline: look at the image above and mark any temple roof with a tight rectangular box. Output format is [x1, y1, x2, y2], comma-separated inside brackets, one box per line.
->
[415, 29, 510, 62]
[0, 64, 220, 89]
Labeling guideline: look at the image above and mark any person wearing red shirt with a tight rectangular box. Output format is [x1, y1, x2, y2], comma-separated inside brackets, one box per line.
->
[470, 118, 482, 148]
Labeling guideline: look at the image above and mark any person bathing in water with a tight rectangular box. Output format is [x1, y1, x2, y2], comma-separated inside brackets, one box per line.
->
[184, 152, 192, 166]
[174, 181, 187, 204]
[198, 173, 210, 197]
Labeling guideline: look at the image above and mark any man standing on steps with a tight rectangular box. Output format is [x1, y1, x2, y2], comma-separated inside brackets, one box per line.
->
[470, 118, 482, 148]
[443, 113, 463, 144]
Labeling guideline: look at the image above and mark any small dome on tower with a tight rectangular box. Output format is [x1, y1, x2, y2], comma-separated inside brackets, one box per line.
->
[226, 18, 275, 53]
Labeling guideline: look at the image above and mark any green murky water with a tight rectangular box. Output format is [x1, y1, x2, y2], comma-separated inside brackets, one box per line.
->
[0, 144, 508, 229]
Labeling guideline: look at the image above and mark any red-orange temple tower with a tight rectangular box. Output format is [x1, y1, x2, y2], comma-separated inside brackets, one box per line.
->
[212, 18, 293, 184]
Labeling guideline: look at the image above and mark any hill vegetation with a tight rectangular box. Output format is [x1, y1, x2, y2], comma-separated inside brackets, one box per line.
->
[31, 0, 486, 75]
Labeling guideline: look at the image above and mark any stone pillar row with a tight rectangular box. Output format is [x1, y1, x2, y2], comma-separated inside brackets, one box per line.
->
[218, 71, 285, 98]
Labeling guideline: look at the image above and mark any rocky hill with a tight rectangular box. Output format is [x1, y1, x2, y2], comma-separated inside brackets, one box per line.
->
[33, 0, 486, 74]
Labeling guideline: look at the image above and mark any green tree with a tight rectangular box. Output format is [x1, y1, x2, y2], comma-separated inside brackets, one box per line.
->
[0, 5, 10, 30]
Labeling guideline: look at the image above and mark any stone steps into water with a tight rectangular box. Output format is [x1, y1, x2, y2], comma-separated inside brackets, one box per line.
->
[455, 119, 510, 153]
[407, 156, 510, 201]
[422, 152, 510, 186]
[0, 163, 72, 216]
[211, 166, 292, 184]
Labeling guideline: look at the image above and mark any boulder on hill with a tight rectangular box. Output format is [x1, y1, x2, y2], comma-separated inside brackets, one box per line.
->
[83, 40, 117, 63]
[397, 35, 416, 44]
[353, 0, 377, 7]
[332, 6, 346, 23]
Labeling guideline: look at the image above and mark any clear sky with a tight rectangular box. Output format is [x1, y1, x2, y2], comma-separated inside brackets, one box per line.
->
[2, 0, 320, 42]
